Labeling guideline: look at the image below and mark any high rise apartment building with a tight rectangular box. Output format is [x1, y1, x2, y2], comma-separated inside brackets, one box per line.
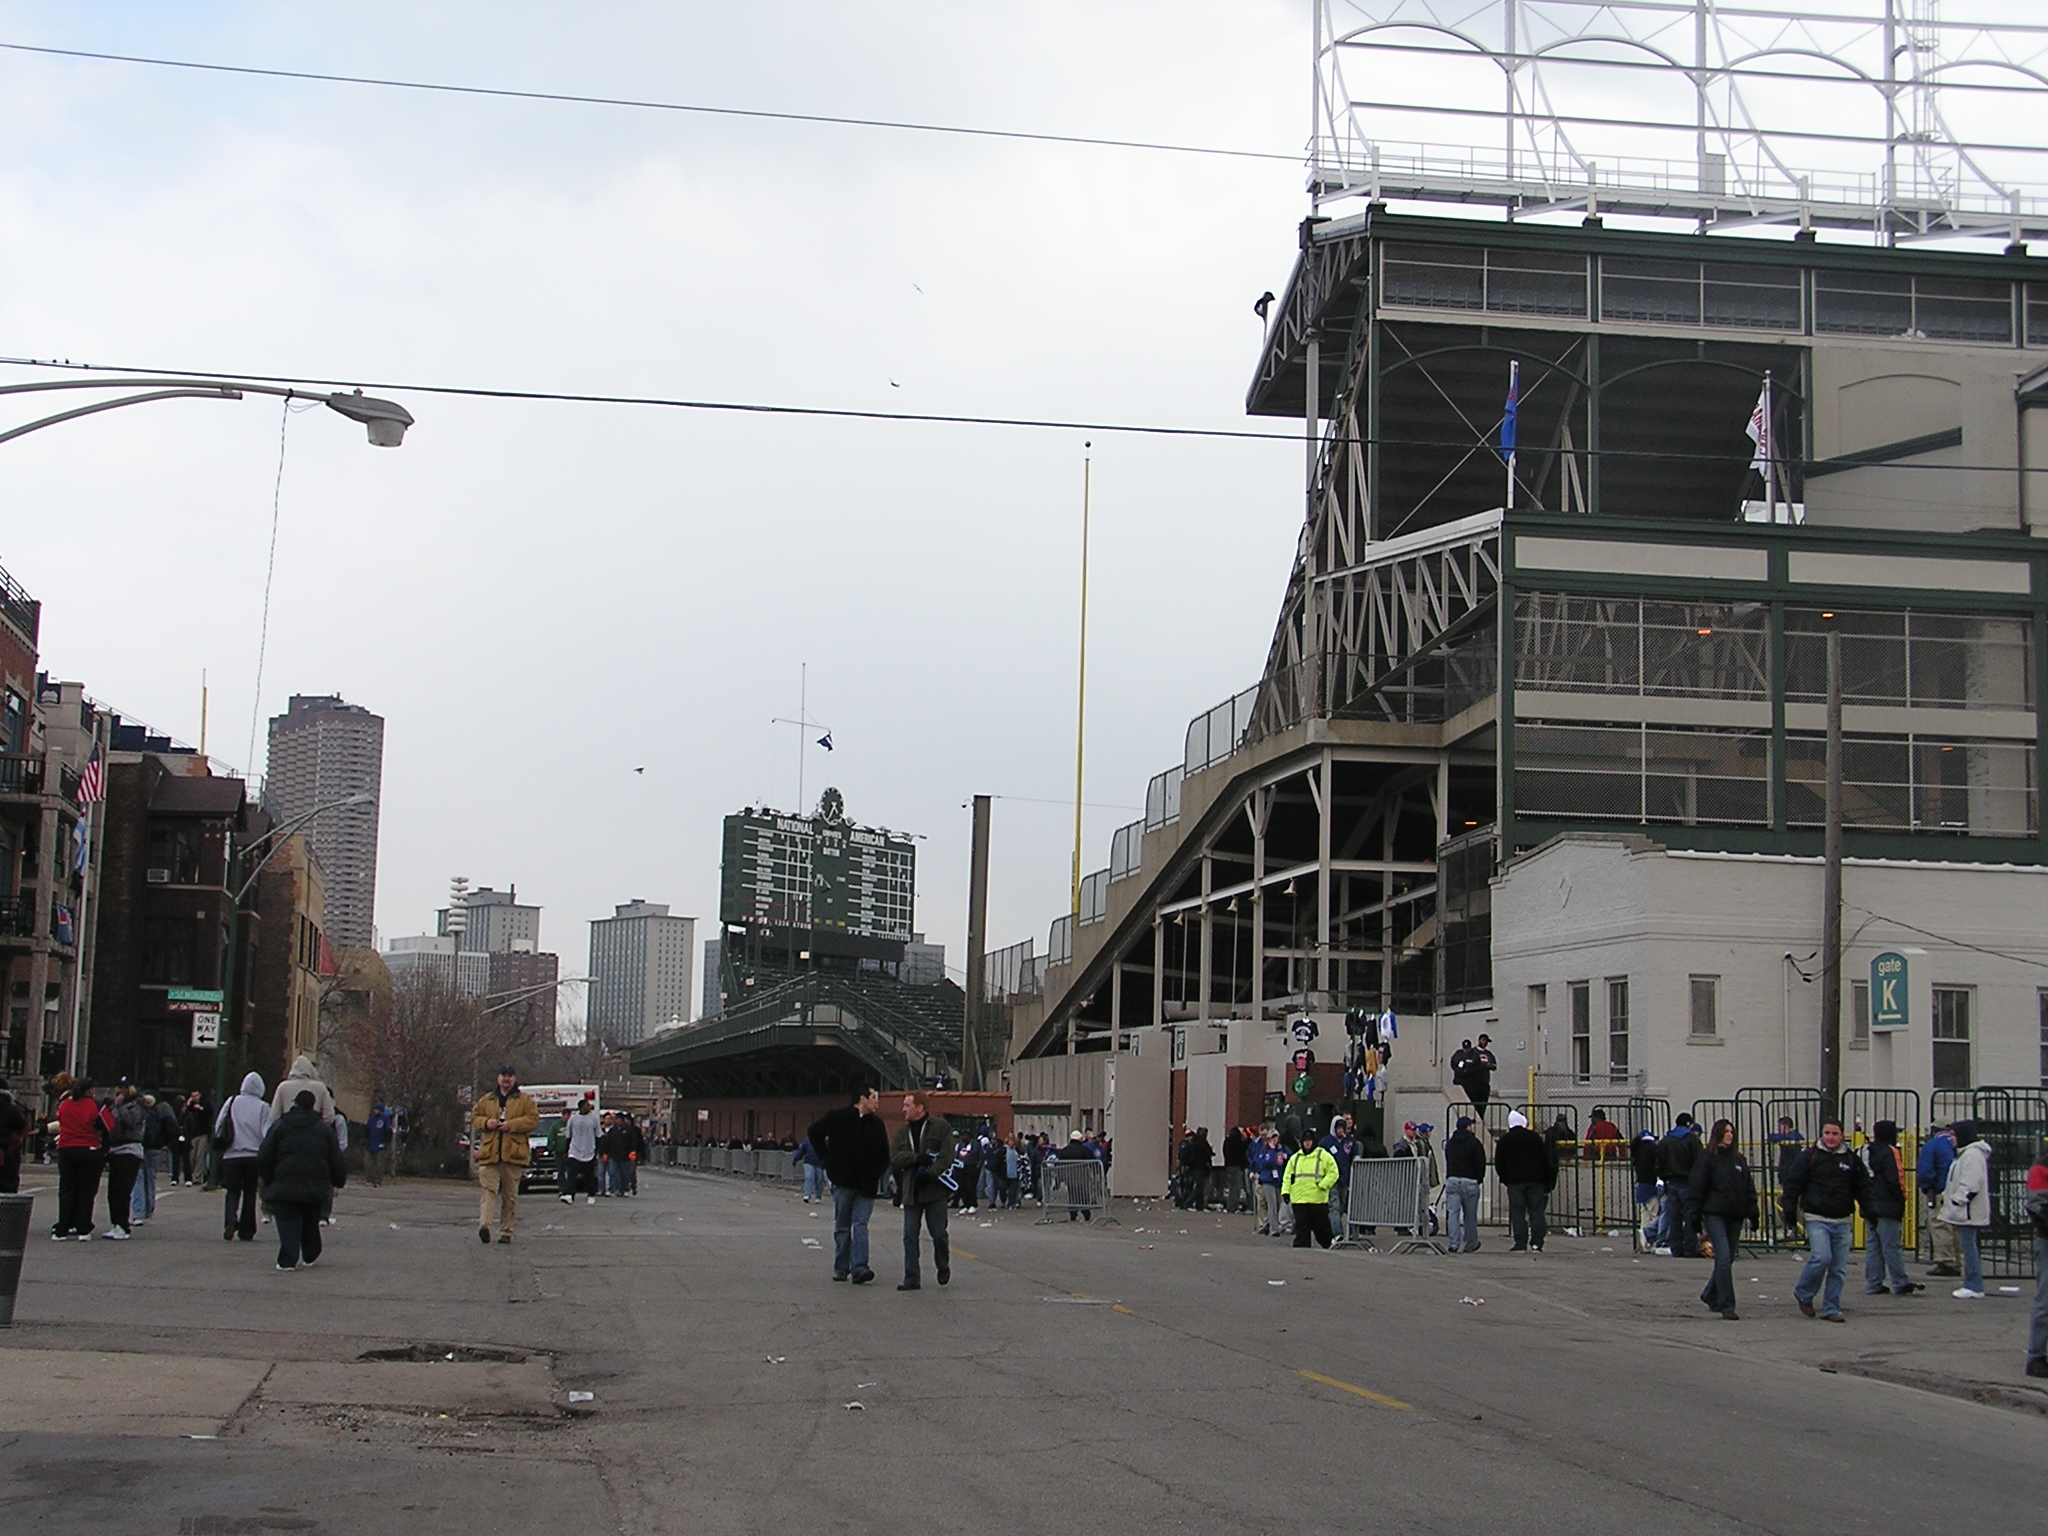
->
[438, 886, 539, 954]
[588, 900, 693, 1047]
[264, 695, 383, 950]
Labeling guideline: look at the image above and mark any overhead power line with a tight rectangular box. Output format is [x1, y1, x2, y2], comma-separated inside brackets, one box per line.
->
[0, 356, 2034, 474]
[0, 39, 1300, 166]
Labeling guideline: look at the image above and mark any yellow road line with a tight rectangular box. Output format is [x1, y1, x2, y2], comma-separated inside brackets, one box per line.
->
[1112, 1304, 1135, 1315]
[1295, 1369, 1412, 1411]
[950, 1248, 978, 1261]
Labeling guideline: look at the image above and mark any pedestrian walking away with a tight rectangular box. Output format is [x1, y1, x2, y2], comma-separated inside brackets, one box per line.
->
[256, 1090, 347, 1271]
[808, 1084, 892, 1284]
[364, 1103, 395, 1186]
[1783, 1119, 1869, 1322]
[214, 1072, 272, 1241]
[1221, 1125, 1251, 1214]
[889, 1093, 953, 1290]
[1442, 1115, 1486, 1252]
[1686, 1118, 1759, 1319]
[1493, 1110, 1551, 1252]
[179, 1092, 212, 1189]
[561, 1094, 601, 1204]
[1858, 1121, 1920, 1297]
[1937, 1121, 1993, 1299]
[798, 1132, 828, 1203]
[470, 1066, 540, 1244]
[1283, 1134, 1340, 1249]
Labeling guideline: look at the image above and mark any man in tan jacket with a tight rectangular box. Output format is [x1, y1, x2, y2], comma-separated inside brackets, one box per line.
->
[471, 1065, 540, 1245]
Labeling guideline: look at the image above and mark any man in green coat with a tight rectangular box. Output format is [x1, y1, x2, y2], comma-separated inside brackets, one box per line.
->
[889, 1093, 953, 1291]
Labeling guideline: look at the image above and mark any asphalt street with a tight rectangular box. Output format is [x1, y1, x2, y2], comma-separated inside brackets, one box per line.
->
[2, 1165, 2040, 1534]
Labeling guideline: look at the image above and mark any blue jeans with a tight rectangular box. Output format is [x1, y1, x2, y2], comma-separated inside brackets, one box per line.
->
[803, 1163, 827, 1201]
[831, 1184, 874, 1278]
[1865, 1215, 1910, 1292]
[1637, 1185, 1662, 1248]
[2028, 1236, 2048, 1367]
[1957, 1224, 1984, 1292]
[1702, 1213, 1741, 1311]
[1443, 1176, 1481, 1251]
[132, 1148, 160, 1220]
[1661, 1186, 1694, 1255]
[902, 1198, 949, 1284]
[1796, 1216, 1853, 1316]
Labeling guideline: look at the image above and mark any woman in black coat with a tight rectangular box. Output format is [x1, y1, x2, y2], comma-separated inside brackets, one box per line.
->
[256, 1090, 346, 1272]
[1686, 1118, 1759, 1320]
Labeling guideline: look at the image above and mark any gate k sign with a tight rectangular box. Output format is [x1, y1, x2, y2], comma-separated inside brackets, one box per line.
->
[1870, 952, 1908, 1033]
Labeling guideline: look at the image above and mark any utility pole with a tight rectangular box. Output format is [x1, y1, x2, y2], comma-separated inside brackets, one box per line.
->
[1820, 630, 1843, 1113]
[964, 795, 992, 1091]
[1071, 449, 1091, 917]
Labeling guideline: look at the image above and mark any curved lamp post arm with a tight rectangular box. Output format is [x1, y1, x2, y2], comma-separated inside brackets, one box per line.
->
[0, 386, 244, 447]
[0, 374, 413, 446]
[232, 791, 376, 904]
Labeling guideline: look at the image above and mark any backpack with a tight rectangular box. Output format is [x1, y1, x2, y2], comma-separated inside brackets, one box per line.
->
[214, 1101, 236, 1154]
[142, 1107, 164, 1149]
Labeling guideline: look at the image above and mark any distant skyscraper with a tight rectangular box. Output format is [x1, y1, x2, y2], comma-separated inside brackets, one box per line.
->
[264, 695, 383, 949]
[588, 900, 694, 1047]
[438, 886, 540, 954]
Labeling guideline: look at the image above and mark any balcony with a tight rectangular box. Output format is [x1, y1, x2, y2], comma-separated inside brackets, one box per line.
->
[0, 891, 37, 942]
[0, 752, 46, 799]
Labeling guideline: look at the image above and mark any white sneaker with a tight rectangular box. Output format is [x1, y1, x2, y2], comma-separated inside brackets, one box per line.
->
[1952, 1286, 1985, 1299]
[559, 1194, 572, 1204]
[585, 1196, 595, 1206]
[100, 1228, 131, 1241]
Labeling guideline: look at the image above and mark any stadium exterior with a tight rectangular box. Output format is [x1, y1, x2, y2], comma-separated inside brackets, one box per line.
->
[1001, 207, 2048, 1146]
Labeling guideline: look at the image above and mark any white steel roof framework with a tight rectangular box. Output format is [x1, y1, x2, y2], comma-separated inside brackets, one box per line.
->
[1313, 0, 2048, 244]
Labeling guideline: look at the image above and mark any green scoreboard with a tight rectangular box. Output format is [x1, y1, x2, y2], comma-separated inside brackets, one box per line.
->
[719, 799, 916, 939]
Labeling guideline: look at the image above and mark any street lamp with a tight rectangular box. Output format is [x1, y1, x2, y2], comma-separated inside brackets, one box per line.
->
[0, 376, 414, 447]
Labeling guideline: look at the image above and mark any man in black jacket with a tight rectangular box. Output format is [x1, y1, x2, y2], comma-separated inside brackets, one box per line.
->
[256, 1090, 346, 1272]
[808, 1086, 891, 1285]
[1441, 1115, 1487, 1253]
[1783, 1119, 1869, 1322]
[1859, 1120, 1919, 1297]
[1180, 1127, 1215, 1211]
[1221, 1126, 1251, 1214]
[1493, 1110, 1551, 1252]
[1657, 1115, 1705, 1257]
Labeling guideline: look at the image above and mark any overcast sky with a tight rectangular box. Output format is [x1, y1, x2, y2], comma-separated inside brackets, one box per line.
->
[3, 3, 2036, 1011]
[0, 2, 1311, 995]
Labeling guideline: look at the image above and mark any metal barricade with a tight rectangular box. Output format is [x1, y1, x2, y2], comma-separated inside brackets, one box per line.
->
[1035, 1158, 1112, 1225]
[1342, 1158, 1444, 1254]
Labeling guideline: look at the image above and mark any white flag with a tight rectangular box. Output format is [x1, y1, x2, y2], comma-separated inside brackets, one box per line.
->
[1745, 381, 1772, 474]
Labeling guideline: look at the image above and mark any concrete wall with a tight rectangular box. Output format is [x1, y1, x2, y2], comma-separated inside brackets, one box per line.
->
[1491, 833, 2048, 1110]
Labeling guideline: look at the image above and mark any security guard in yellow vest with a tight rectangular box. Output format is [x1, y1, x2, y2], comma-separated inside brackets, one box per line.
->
[1283, 1137, 1341, 1249]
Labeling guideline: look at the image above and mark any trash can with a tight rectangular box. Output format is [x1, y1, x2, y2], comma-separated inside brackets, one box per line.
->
[0, 1192, 33, 1327]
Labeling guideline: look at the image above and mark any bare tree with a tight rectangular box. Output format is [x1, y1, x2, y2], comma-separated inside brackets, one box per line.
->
[330, 964, 483, 1174]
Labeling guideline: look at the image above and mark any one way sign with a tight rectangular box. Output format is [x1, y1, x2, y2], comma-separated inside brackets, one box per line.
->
[1869, 952, 1908, 1033]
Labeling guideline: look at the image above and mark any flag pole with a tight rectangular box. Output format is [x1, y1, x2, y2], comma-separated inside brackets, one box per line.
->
[1071, 444, 1092, 918]
[1763, 369, 1777, 521]
[1503, 360, 1519, 511]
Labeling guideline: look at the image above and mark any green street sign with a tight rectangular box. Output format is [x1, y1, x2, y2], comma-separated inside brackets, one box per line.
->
[167, 988, 224, 1003]
[1870, 952, 1907, 1033]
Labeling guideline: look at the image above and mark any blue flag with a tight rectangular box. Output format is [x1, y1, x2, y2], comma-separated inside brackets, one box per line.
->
[1500, 364, 1519, 455]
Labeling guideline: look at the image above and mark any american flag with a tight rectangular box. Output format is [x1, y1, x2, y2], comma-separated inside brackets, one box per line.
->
[76, 742, 104, 805]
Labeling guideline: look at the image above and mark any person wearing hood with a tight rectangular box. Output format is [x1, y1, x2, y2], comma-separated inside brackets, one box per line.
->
[1442, 1115, 1487, 1253]
[256, 1089, 346, 1271]
[1859, 1121, 1920, 1297]
[1493, 1110, 1551, 1252]
[100, 1081, 148, 1239]
[1937, 1121, 1993, 1299]
[214, 1072, 272, 1241]
[2024, 1135, 2048, 1379]
[270, 1054, 336, 1126]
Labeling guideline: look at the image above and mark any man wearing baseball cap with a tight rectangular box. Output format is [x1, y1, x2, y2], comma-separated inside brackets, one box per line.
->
[470, 1066, 539, 1244]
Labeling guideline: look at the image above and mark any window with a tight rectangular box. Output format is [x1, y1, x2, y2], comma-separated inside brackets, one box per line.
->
[1932, 986, 1972, 1091]
[2038, 991, 2047, 1088]
[1600, 256, 1801, 331]
[1607, 978, 1631, 1083]
[1689, 976, 1718, 1037]
[1851, 980, 1870, 1047]
[1570, 980, 1592, 1083]
[1814, 271, 2013, 344]
[1380, 242, 1587, 318]
[2030, 284, 2048, 348]
[139, 916, 196, 986]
